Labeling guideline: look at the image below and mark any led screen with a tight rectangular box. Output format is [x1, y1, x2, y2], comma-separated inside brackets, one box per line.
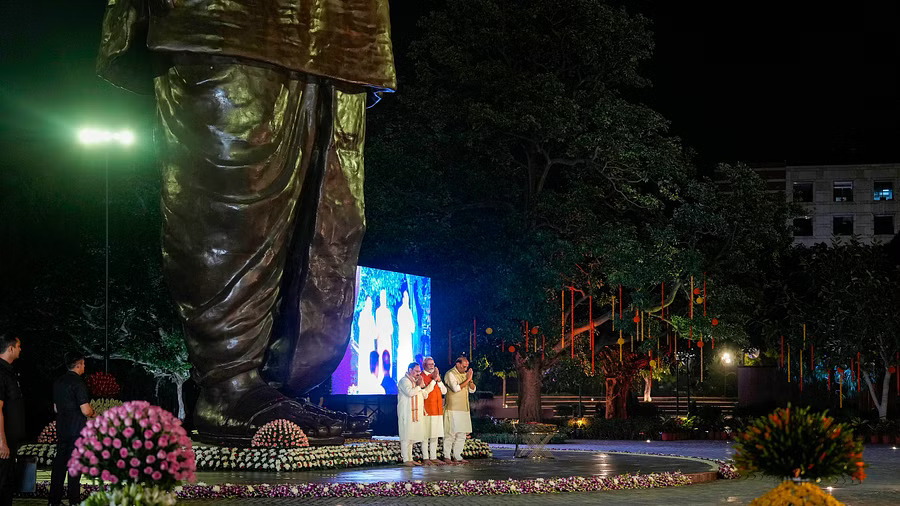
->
[331, 266, 431, 395]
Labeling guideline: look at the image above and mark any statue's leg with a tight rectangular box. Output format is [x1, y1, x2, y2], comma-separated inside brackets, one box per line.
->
[155, 61, 342, 445]
[263, 86, 371, 433]
[265, 86, 368, 394]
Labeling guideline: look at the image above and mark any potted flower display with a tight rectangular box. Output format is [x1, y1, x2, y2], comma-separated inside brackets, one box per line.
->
[69, 400, 196, 503]
[734, 404, 865, 505]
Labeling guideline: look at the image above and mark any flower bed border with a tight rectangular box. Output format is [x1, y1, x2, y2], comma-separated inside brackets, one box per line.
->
[20, 471, 693, 500]
[17, 445, 735, 500]
[482, 444, 740, 480]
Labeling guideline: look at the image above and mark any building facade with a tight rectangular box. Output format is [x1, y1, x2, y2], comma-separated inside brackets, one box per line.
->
[752, 163, 900, 246]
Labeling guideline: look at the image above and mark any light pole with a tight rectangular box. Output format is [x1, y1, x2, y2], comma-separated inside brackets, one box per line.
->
[77, 128, 135, 372]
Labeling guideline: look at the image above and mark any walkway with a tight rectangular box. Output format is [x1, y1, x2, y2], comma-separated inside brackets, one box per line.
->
[15, 441, 900, 505]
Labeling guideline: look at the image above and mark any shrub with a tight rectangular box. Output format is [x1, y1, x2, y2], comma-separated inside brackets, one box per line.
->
[85, 372, 121, 398]
[83, 483, 176, 506]
[68, 401, 196, 490]
[733, 404, 865, 482]
[38, 422, 57, 444]
[250, 419, 309, 448]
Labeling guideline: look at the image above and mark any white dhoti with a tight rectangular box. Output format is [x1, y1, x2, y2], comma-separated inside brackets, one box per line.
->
[397, 376, 434, 462]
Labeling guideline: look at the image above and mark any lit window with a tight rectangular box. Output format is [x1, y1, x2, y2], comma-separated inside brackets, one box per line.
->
[874, 215, 894, 235]
[874, 181, 893, 201]
[833, 216, 853, 236]
[833, 181, 853, 202]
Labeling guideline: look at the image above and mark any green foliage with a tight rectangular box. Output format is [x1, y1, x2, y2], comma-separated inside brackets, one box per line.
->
[362, 0, 795, 416]
[581, 416, 662, 440]
[733, 404, 866, 481]
[82, 484, 176, 506]
[775, 240, 900, 417]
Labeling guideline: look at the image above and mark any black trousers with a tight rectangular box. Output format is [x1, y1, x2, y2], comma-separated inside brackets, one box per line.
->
[49, 438, 80, 505]
[0, 444, 17, 506]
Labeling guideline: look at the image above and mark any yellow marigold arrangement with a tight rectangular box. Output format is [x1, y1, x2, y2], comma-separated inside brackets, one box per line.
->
[750, 480, 843, 506]
[734, 404, 865, 482]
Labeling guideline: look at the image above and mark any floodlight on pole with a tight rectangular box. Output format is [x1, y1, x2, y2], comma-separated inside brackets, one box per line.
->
[78, 128, 135, 146]
[76, 127, 136, 373]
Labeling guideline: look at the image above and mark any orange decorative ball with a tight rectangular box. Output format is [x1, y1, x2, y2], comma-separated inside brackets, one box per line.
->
[696, 340, 704, 348]
[695, 297, 703, 304]
[889, 366, 897, 374]
[508, 345, 516, 353]
[633, 316, 641, 323]
[693, 288, 701, 295]
[617, 337, 625, 346]
[531, 327, 539, 334]
[486, 328, 493, 335]
[711, 318, 719, 326]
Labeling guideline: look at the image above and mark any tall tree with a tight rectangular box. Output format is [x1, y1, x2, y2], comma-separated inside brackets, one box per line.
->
[780, 241, 900, 419]
[362, 0, 795, 420]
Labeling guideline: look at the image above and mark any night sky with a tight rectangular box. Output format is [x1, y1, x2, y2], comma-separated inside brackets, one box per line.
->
[1, 1, 897, 166]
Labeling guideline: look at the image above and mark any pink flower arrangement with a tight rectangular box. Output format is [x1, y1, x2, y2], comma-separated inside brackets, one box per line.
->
[38, 421, 57, 444]
[67, 401, 196, 490]
[85, 372, 121, 398]
[251, 419, 309, 448]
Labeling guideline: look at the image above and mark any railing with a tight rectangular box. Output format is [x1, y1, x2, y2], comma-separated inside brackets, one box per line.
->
[501, 395, 738, 416]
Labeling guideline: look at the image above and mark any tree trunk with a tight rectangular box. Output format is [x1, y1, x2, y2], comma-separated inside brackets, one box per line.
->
[643, 374, 652, 403]
[517, 365, 543, 422]
[862, 366, 892, 420]
[606, 373, 637, 419]
[175, 377, 186, 420]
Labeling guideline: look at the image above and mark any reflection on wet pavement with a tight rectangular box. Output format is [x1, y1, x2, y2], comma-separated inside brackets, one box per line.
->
[193, 449, 715, 484]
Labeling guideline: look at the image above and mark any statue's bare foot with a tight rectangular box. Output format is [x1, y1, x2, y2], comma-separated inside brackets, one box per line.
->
[193, 370, 344, 446]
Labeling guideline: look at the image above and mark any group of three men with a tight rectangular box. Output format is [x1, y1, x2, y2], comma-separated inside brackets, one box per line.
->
[397, 356, 475, 466]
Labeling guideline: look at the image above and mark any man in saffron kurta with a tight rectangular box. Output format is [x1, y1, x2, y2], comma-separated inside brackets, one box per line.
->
[421, 357, 447, 465]
[443, 357, 476, 464]
[397, 363, 434, 466]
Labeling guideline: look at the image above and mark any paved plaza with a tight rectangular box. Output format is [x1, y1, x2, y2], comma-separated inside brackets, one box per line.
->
[15, 441, 900, 505]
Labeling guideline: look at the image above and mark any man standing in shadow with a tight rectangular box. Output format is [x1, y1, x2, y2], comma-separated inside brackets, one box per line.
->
[48, 354, 94, 506]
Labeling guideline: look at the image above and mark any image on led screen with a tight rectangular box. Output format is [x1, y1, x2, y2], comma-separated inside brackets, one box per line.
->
[331, 266, 431, 395]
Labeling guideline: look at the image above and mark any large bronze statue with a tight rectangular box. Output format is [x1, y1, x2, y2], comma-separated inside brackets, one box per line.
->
[96, 1, 395, 445]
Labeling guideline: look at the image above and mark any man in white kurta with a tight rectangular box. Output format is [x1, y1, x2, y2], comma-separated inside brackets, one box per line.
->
[420, 357, 447, 465]
[397, 362, 435, 466]
[443, 357, 476, 464]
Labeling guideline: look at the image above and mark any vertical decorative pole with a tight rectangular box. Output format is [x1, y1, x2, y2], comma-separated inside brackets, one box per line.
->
[618, 330, 624, 363]
[561, 288, 565, 349]
[611, 296, 616, 331]
[570, 287, 575, 359]
[703, 272, 707, 317]
[589, 295, 594, 373]
[839, 369, 843, 408]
